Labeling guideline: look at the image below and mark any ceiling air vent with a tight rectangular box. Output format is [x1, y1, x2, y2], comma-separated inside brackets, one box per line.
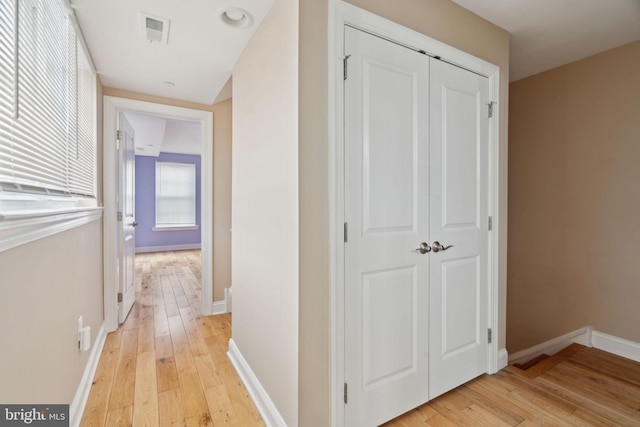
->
[140, 12, 170, 45]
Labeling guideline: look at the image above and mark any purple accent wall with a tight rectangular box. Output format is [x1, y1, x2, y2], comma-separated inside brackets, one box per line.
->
[135, 152, 201, 249]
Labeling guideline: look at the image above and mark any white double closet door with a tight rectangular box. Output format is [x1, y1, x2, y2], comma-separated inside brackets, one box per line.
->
[344, 26, 491, 426]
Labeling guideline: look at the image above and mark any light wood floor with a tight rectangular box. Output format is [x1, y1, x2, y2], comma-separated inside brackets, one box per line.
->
[80, 250, 264, 427]
[384, 345, 640, 426]
[81, 250, 640, 426]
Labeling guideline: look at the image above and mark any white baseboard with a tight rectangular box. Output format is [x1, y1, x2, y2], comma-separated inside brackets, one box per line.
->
[497, 348, 509, 370]
[212, 300, 227, 315]
[211, 287, 232, 315]
[508, 326, 640, 365]
[70, 322, 107, 427]
[509, 326, 592, 365]
[135, 243, 201, 253]
[592, 330, 640, 363]
[227, 339, 287, 427]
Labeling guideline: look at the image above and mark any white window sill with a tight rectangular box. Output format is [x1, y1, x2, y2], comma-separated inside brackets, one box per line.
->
[0, 195, 103, 252]
[152, 225, 199, 232]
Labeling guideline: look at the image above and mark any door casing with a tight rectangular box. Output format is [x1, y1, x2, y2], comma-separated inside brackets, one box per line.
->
[330, 3, 503, 425]
[103, 96, 214, 332]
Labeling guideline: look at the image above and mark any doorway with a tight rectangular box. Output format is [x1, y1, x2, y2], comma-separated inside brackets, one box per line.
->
[103, 96, 214, 332]
[122, 110, 205, 322]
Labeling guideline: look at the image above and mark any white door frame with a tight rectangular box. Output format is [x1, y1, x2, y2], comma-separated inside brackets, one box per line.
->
[103, 96, 214, 332]
[329, 3, 503, 425]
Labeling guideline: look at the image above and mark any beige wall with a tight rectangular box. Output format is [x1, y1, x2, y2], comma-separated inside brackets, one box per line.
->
[0, 221, 104, 403]
[212, 99, 233, 301]
[508, 41, 640, 353]
[101, 88, 233, 302]
[298, 0, 330, 424]
[231, 0, 299, 424]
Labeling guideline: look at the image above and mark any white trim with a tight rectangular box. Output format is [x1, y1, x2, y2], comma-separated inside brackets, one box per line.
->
[508, 327, 640, 365]
[497, 348, 509, 370]
[591, 330, 640, 363]
[211, 300, 227, 315]
[0, 208, 102, 253]
[135, 243, 201, 253]
[211, 288, 232, 315]
[330, 3, 502, 425]
[103, 96, 214, 332]
[508, 326, 592, 365]
[69, 322, 107, 427]
[151, 225, 199, 232]
[227, 339, 286, 427]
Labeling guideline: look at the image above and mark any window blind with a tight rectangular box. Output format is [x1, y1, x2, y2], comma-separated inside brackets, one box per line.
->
[156, 162, 196, 226]
[0, 0, 17, 184]
[0, 0, 96, 198]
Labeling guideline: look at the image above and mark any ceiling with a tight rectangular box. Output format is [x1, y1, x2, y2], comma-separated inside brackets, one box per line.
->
[71, 0, 639, 150]
[124, 112, 203, 156]
[70, 0, 274, 105]
[451, 0, 640, 81]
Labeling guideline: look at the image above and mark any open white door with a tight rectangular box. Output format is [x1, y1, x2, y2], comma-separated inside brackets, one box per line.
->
[117, 112, 136, 323]
[428, 59, 490, 399]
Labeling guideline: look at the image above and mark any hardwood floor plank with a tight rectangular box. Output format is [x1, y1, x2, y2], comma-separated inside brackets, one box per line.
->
[217, 360, 264, 425]
[137, 315, 155, 354]
[108, 329, 138, 411]
[462, 403, 512, 427]
[178, 370, 213, 427]
[105, 406, 133, 427]
[538, 365, 640, 424]
[204, 384, 241, 426]
[194, 354, 223, 389]
[179, 306, 210, 358]
[155, 335, 180, 393]
[103, 328, 123, 351]
[455, 383, 525, 426]
[80, 348, 118, 427]
[132, 350, 159, 427]
[383, 408, 430, 426]
[158, 388, 187, 427]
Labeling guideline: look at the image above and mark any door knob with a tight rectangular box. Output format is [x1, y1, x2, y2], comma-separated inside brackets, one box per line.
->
[415, 242, 431, 254]
[431, 241, 453, 252]
[131, 221, 139, 227]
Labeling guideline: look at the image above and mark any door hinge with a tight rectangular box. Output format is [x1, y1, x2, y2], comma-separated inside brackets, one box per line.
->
[488, 216, 493, 231]
[488, 101, 496, 118]
[488, 328, 492, 344]
[344, 222, 348, 243]
[117, 292, 123, 303]
[343, 54, 351, 80]
[344, 383, 348, 404]
[116, 130, 123, 140]
[117, 211, 123, 222]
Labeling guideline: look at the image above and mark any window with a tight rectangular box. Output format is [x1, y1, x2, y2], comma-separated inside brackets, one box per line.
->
[0, 0, 100, 252]
[0, 0, 96, 206]
[155, 162, 196, 228]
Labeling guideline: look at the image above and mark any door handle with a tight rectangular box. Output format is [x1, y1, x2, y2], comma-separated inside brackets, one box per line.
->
[431, 241, 453, 252]
[131, 221, 139, 227]
[415, 242, 431, 254]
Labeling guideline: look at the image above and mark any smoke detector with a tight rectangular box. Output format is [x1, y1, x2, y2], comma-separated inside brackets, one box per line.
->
[140, 12, 170, 45]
